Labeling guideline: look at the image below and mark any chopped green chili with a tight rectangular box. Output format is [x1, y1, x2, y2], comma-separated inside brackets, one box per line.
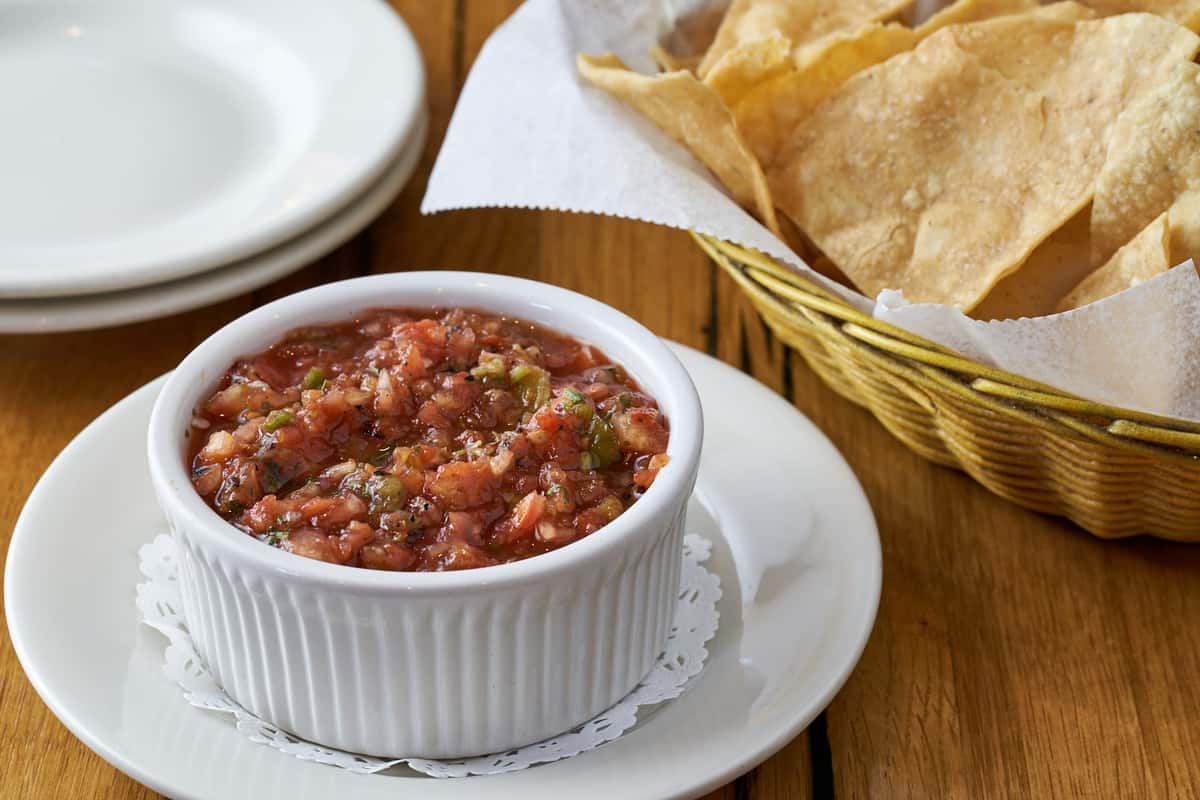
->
[369, 445, 395, 468]
[511, 363, 551, 410]
[562, 387, 593, 423]
[302, 367, 326, 390]
[263, 410, 293, 432]
[585, 416, 619, 470]
[597, 496, 623, 521]
[470, 353, 509, 386]
[366, 474, 408, 514]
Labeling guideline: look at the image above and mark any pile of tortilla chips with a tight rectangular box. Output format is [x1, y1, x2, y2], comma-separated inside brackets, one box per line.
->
[578, 0, 1200, 318]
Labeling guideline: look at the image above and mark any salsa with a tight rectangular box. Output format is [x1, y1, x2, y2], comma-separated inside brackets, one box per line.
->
[187, 308, 670, 571]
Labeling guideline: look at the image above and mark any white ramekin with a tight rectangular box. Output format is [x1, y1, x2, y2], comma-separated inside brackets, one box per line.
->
[146, 272, 703, 758]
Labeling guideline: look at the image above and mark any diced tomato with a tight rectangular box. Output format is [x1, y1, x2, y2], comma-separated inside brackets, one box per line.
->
[314, 493, 368, 529]
[612, 408, 670, 454]
[249, 355, 295, 390]
[426, 460, 498, 509]
[446, 324, 477, 369]
[335, 521, 375, 563]
[634, 453, 671, 488]
[444, 511, 486, 546]
[573, 507, 610, 537]
[358, 541, 416, 571]
[427, 541, 496, 571]
[511, 492, 546, 537]
[374, 368, 415, 417]
[243, 495, 282, 534]
[284, 528, 341, 563]
[396, 319, 448, 365]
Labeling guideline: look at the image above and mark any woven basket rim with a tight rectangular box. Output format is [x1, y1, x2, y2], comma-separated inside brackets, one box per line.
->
[696, 233, 1200, 453]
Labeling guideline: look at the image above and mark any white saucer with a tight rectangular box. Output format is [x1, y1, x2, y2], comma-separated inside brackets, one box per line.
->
[5, 345, 881, 800]
[0, 0, 424, 298]
[0, 110, 427, 334]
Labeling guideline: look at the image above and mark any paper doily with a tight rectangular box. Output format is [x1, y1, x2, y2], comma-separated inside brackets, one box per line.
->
[136, 532, 721, 778]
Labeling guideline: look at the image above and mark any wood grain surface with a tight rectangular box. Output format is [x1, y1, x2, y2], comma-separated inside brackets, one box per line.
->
[3, 2, 1200, 797]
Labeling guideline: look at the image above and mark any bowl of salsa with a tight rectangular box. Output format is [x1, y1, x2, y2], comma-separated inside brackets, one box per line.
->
[147, 272, 702, 758]
[188, 306, 671, 572]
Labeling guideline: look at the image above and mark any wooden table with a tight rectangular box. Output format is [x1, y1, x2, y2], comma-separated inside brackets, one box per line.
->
[4, 2, 1200, 797]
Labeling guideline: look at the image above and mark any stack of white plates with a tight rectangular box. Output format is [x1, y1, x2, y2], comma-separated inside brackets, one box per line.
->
[0, 0, 426, 334]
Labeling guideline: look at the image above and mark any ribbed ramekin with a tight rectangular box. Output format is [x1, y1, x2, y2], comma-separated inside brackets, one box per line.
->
[146, 272, 702, 758]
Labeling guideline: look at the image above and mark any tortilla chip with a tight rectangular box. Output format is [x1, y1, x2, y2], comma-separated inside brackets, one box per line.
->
[697, 0, 916, 77]
[1166, 188, 1200, 261]
[944, 12, 1198, 94]
[576, 53, 780, 236]
[767, 15, 1200, 308]
[1066, 189, 1200, 313]
[1073, 0, 1200, 30]
[768, 33, 1048, 308]
[1091, 62, 1200, 265]
[972, 207, 1093, 320]
[914, 0, 1038, 36]
[1057, 213, 1172, 310]
[650, 45, 700, 73]
[1029, 1, 1101, 20]
[707, 0, 1036, 112]
[703, 32, 793, 108]
[729, 23, 919, 166]
[725, 0, 1054, 169]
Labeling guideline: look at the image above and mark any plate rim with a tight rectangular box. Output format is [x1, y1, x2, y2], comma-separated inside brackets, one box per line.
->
[0, 109, 428, 334]
[4, 375, 182, 797]
[669, 345, 882, 798]
[0, 0, 424, 298]
[4, 345, 882, 799]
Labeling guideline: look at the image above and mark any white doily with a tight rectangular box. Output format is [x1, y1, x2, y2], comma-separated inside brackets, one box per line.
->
[136, 533, 721, 778]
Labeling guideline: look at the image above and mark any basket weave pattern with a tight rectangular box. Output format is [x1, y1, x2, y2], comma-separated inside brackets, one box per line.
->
[695, 234, 1200, 541]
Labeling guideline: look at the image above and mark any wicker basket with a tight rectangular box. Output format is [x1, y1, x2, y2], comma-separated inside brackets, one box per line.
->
[694, 233, 1200, 542]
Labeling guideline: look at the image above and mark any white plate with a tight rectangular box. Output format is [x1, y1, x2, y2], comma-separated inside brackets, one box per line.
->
[5, 345, 881, 800]
[0, 0, 423, 298]
[0, 110, 427, 334]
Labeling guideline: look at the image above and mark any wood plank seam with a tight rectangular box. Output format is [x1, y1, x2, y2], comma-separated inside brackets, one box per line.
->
[733, 768, 759, 800]
[452, 0, 467, 90]
[808, 712, 836, 799]
[707, 260, 719, 356]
